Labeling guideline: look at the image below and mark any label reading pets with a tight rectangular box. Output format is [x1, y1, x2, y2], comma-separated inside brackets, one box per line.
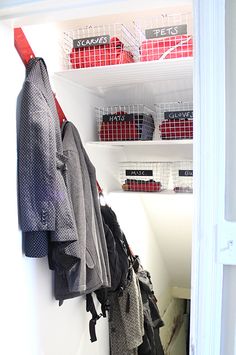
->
[179, 170, 193, 177]
[73, 35, 110, 48]
[102, 114, 133, 123]
[164, 110, 193, 120]
[145, 24, 187, 39]
[126, 170, 153, 177]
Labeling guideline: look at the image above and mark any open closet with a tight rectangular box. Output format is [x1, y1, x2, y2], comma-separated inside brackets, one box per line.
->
[1, 1, 234, 355]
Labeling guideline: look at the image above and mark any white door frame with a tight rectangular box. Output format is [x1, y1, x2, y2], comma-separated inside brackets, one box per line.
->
[191, 0, 226, 354]
[1, 1, 228, 354]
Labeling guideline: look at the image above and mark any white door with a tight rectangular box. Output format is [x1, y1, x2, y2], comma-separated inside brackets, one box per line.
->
[191, 0, 236, 355]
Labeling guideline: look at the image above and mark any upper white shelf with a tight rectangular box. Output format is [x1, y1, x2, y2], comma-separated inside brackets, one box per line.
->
[54, 58, 193, 91]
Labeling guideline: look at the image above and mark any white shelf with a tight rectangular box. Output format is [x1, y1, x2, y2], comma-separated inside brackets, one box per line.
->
[108, 190, 193, 195]
[54, 58, 193, 91]
[86, 139, 193, 161]
[87, 139, 192, 147]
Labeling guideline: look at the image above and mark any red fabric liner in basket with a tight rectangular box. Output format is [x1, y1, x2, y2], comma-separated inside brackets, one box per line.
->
[140, 35, 193, 61]
[70, 37, 135, 68]
[159, 119, 193, 140]
[122, 179, 162, 192]
[100, 111, 139, 141]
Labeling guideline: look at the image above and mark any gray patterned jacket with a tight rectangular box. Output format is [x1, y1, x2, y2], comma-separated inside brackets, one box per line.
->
[18, 57, 77, 262]
[54, 121, 111, 300]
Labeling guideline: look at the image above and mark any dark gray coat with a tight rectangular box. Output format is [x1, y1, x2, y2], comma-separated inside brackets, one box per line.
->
[18, 57, 77, 266]
[55, 121, 111, 298]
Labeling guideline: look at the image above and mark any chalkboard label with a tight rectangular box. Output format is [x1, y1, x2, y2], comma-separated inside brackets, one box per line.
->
[145, 24, 187, 39]
[103, 113, 133, 123]
[73, 35, 110, 48]
[126, 170, 153, 177]
[179, 170, 193, 177]
[164, 110, 193, 120]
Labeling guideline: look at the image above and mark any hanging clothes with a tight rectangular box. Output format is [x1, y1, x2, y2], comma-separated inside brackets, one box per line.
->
[54, 121, 111, 301]
[109, 268, 144, 355]
[18, 58, 78, 271]
[137, 268, 164, 355]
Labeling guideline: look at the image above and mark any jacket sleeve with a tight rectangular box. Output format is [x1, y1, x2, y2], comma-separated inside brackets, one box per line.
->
[18, 80, 56, 234]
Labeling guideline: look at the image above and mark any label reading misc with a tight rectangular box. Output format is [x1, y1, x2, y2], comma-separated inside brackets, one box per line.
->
[126, 170, 153, 177]
[179, 170, 193, 177]
[164, 110, 193, 120]
[102, 113, 134, 123]
[73, 35, 110, 48]
[145, 24, 187, 39]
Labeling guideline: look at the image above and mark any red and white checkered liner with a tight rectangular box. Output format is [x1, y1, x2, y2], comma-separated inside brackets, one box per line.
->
[63, 24, 139, 69]
[120, 162, 171, 192]
[172, 161, 193, 193]
[155, 101, 193, 140]
[136, 13, 193, 62]
[96, 104, 155, 141]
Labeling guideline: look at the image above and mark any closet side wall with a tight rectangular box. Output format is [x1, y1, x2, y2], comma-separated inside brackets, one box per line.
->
[0, 22, 40, 355]
[8, 23, 110, 355]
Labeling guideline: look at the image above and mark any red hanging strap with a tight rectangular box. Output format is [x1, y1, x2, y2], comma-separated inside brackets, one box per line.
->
[14, 28, 35, 66]
[54, 96, 66, 124]
[14, 27, 65, 125]
[96, 181, 103, 195]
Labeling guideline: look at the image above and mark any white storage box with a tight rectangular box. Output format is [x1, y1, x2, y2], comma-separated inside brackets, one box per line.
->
[136, 12, 193, 62]
[172, 161, 193, 193]
[96, 104, 155, 141]
[63, 24, 139, 69]
[120, 162, 171, 192]
[155, 101, 193, 140]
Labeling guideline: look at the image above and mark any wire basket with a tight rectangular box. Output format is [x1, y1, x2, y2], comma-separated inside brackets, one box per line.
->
[96, 104, 155, 141]
[120, 162, 170, 192]
[136, 13, 193, 62]
[155, 101, 193, 140]
[172, 161, 193, 193]
[63, 24, 139, 69]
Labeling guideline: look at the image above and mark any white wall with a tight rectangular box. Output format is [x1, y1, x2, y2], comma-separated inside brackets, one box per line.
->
[107, 192, 172, 315]
[0, 22, 39, 355]
[141, 194, 192, 289]
[221, 0, 236, 354]
[221, 266, 236, 355]
[0, 21, 110, 355]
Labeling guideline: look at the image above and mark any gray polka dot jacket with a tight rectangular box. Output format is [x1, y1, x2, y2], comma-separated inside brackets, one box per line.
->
[18, 57, 78, 267]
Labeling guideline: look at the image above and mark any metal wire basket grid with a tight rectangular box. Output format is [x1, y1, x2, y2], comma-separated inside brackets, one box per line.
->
[96, 104, 155, 141]
[63, 23, 139, 69]
[120, 162, 171, 192]
[155, 101, 193, 140]
[136, 12, 193, 62]
[172, 161, 193, 193]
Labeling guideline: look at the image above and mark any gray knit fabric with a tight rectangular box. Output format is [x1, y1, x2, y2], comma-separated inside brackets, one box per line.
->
[59, 121, 111, 296]
[18, 57, 78, 261]
[109, 268, 144, 355]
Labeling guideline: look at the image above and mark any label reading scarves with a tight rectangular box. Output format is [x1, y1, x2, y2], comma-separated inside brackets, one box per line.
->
[73, 35, 110, 48]
[145, 24, 187, 39]
[126, 170, 153, 177]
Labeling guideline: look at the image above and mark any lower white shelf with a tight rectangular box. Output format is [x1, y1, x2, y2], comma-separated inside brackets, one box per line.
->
[106, 190, 193, 195]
